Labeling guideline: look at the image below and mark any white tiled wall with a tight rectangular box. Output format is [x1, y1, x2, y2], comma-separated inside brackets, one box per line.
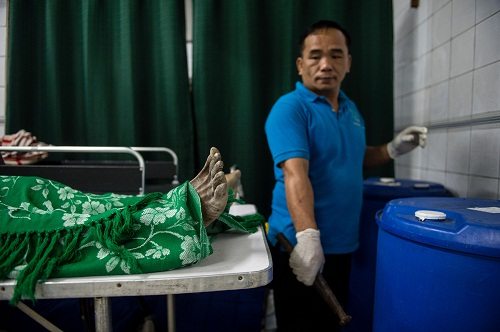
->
[0, 0, 6, 137]
[393, 0, 500, 200]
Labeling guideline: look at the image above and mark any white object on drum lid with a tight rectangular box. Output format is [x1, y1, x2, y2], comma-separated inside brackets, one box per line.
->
[415, 210, 446, 221]
[413, 183, 430, 189]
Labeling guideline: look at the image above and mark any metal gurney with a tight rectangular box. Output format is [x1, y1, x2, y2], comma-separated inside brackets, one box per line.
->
[0, 145, 272, 332]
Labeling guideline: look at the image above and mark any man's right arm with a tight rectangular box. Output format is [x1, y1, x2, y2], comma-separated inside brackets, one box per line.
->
[282, 157, 325, 286]
[281, 157, 317, 231]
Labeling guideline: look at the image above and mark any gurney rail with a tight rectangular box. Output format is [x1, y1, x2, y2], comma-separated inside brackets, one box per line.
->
[0, 146, 146, 194]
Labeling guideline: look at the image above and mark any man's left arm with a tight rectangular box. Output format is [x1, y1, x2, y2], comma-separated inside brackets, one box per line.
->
[364, 126, 428, 168]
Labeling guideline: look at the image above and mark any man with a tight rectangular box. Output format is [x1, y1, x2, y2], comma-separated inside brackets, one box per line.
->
[264, 20, 426, 331]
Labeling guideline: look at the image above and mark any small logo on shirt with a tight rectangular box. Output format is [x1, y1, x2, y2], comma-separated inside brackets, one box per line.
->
[351, 112, 363, 127]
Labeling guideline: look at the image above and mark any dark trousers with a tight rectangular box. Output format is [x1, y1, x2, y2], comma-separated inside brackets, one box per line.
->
[270, 243, 351, 332]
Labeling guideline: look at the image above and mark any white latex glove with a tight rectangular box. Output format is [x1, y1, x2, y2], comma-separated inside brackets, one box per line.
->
[289, 228, 325, 286]
[387, 126, 428, 159]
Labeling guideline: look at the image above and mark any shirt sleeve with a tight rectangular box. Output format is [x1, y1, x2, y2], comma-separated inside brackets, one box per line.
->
[265, 97, 310, 167]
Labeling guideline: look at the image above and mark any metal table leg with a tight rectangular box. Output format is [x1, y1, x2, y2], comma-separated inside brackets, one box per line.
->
[94, 297, 111, 332]
[16, 301, 63, 332]
[167, 294, 176, 332]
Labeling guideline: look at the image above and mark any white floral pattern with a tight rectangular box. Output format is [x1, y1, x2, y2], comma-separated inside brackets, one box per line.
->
[145, 242, 170, 259]
[62, 212, 90, 227]
[0, 176, 209, 278]
[82, 201, 106, 215]
[58, 186, 76, 200]
[180, 235, 201, 265]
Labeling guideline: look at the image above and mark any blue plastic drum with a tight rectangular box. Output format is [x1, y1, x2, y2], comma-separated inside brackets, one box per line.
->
[373, 197, 500, 332]
[346, 178, 450, 332]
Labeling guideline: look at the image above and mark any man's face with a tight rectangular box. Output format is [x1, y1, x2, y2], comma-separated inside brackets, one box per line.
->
[296, 28, 352, 97]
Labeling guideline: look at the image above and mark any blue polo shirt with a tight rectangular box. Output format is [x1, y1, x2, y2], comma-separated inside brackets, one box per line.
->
[265, 82, 366, 254]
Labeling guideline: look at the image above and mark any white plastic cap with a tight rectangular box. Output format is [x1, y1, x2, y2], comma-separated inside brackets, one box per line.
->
[415, 210, 446, 221]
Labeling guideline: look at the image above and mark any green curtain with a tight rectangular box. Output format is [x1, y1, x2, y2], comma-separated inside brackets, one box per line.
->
[192, 0, 393, 216]
[6, 0, 195, 181]
[6, 0, 393, 215]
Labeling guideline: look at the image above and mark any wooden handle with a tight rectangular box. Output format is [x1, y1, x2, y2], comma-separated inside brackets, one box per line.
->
[276, 233, 352, 326]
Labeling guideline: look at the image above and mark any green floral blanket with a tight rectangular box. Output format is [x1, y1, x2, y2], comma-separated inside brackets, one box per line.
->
[0, 176, 264, 304]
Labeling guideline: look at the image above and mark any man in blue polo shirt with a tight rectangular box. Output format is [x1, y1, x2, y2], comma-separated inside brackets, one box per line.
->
[265, 20, 427, 331]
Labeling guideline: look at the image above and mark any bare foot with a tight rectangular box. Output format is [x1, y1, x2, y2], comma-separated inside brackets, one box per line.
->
[225, 169, 241, 192]
[190, 147, 228, 226]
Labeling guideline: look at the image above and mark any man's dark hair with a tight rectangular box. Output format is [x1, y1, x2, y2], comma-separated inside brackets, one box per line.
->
[298, 20, 351, 56]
